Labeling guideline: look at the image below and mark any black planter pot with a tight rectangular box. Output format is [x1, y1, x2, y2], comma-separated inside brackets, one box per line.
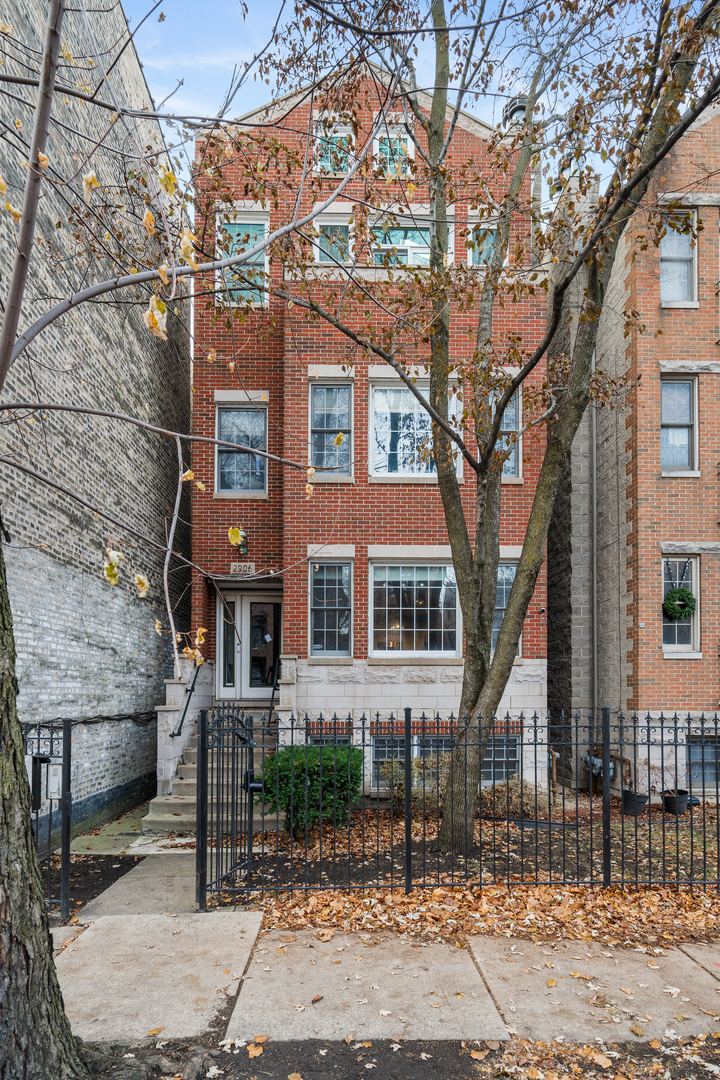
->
[663, 789, 689, 815]
[622, 790, 648, 816]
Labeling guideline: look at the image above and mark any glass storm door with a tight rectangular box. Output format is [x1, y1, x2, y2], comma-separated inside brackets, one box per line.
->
[241, 595, 282, 699]
[217, 593, 282, 700]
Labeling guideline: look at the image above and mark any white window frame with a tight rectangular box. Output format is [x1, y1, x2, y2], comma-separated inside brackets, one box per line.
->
[216, 209, 269, 308]
[499, 387, 522, 482]
[370, 211, 455, 268]
[368, 561, 462, 658]
[662, 555, 700, 657]
[493, 560, 521, 656]
[308, 559, 353, 658]
[313, 118, 355, 174]
[370, 733, 520, 792]
[369, 381, 462, 481]
[313, 214, 353, 265]
[466, 215, 500, 268]
[660, 209, 698, 308]
[215, 404, 268, 498]
[660, 376, 699, 477]
[373, 121, 415, 178]
[309, 380, 353, 479]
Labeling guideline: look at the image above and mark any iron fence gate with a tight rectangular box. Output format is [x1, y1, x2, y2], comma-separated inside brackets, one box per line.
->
[22, 719, 71, 920]
[196, 705, 720, 906]
[196, 704, 263, 910]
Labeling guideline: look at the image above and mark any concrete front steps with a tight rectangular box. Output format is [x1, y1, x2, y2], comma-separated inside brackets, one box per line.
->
[142, 712, 279, 835]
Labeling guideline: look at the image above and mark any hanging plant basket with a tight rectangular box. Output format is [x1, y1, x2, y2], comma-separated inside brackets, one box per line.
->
[663, 587, 696, 622]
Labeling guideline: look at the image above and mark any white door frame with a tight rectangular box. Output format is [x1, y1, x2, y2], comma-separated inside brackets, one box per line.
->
[216, 591, 282, 700]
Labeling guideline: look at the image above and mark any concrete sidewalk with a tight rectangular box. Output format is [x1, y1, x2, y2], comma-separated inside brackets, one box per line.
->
[53, 853, 720, 1047]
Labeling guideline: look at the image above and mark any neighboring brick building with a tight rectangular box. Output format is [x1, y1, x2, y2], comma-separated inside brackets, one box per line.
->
[0, 1, 190, 841]
[189, 77, 549, 787]
[548, 106, 720, 794]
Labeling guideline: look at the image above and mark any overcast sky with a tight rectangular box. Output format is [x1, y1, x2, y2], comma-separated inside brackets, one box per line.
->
[120, 0, 505, 128]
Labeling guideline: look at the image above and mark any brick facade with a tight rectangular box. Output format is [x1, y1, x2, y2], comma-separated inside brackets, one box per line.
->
[191, 83, 548, 727]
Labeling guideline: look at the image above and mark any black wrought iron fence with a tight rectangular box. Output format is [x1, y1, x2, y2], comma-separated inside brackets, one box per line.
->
[196, 705, 720, 906]
[21, 719, 71, 919]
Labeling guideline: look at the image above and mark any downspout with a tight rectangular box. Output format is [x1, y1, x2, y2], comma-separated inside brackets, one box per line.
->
[591, 349, 598, 722]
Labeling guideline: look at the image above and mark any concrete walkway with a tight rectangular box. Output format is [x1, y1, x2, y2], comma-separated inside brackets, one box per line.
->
[51, 848, 720, 1046]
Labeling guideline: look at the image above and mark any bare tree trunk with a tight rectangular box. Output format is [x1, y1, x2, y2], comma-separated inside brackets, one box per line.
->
[0, 0, 65, 391]
[0, 527, 91, 1079]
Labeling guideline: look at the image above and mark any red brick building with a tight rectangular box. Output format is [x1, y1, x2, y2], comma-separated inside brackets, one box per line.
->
[189, 78, 548, 782]
[548, 107, 720, 794]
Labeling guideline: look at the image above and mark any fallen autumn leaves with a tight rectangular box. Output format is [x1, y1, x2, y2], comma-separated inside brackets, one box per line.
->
[251, 883, 720, 945]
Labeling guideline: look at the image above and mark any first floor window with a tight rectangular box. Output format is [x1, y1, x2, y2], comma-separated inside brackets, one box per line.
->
[372, 564, 457, 654]
[492, 563, 517, 651]
[688, 739, 720, 787]
[219, 219, 267, 304]
[663, 557, 696, 649]
[481, 736, 520, 784]
[372, 735, 406, 786]
[307, 734, 352, 746]
[661, 379, 695, 470]
[217, 407, 267, 493]
[311, 384, 351, 473]
[660, 212, 696, 304]
[311, 562, 351, 655]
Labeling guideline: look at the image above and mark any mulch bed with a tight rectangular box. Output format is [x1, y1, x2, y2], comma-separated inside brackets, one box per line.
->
[88, 1032, 720, 1079]
[41, 853, 145, 925]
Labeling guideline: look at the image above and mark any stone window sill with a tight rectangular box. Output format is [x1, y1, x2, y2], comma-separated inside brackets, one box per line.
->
[661, 301, 699, 309]
[663, 650, 702, 659]
[213, 491, 269, 500]
[661, 470, 700, 478]
[367, 656, 463, 666]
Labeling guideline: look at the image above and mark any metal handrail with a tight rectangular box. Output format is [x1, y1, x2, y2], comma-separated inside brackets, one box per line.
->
[169, 662, 201, 739]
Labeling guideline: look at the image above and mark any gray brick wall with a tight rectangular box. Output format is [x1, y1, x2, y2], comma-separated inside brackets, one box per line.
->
[0, 0, 191, 834]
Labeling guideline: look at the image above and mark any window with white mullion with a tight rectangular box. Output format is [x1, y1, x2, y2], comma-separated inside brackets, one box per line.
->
[660, 213, 696, 304]
[371, 564, 458, 655]
[661, 379, 695, 470]
[218, 218, 268, 305]
[662, 557, 696, 649]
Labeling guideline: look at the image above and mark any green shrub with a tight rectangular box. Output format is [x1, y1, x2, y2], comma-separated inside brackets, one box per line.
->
[257, 745, 363, 838]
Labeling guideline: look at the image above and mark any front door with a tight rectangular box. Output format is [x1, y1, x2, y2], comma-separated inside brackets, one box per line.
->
[217, 592, 282, 700]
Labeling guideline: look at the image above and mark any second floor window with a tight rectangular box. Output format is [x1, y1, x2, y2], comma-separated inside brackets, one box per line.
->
[660, 216, 696, 304]
[216, 407, 267, 493]
[220, 219, 267, 304]
[372, 222, 431, 266]
[469, 224, 498, 266]
[311, 384, 351, 474]
[661, 379, 695, 470]
[372, 385, 434, 476]
[314, 123, 354, 173]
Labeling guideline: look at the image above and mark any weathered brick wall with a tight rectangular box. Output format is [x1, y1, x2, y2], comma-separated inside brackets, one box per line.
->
[0, 1, 191, 833]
